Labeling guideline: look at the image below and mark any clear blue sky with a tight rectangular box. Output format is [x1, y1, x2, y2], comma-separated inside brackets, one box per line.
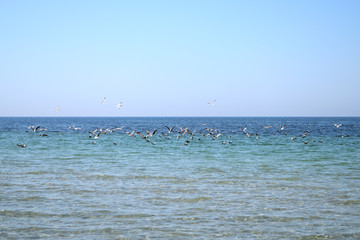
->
[1, 0, 359, 116]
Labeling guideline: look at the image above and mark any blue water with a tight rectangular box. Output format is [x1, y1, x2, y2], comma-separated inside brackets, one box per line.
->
[1, 117, 360, 239]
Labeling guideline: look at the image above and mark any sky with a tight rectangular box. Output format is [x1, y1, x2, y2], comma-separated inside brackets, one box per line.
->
[0, 0, 359, 117]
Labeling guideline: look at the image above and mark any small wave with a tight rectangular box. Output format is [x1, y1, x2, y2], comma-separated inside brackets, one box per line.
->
[298, 233, 360, 240]
[0, 210, 59, 218]
[17, 196, 46, 201]
[113, 213, 154, 219]
[168, 196, 212, 203]
[128, 175, 176, 180]
[25, 171, 49, 175]
[335, 200, 360, 206]
[274, 177, 301, 181]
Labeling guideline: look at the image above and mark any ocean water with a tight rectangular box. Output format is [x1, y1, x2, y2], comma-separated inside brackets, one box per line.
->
[1, 117, 360, 239]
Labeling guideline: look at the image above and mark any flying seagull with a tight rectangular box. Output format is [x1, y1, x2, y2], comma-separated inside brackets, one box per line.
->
[101, 97, 106, 104]
[208, 100, 216, 106]
[165, 126, 175, 134]
[116, 102, 123, 109]
[55, 106, 61, 112]
[28, 126, 41, 132]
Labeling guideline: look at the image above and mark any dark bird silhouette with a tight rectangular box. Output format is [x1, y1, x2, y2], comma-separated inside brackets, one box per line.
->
[165, 126, 175, 133]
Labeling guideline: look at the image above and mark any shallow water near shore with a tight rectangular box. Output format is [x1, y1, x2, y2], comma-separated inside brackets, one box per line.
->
[1, 117, 360, 239]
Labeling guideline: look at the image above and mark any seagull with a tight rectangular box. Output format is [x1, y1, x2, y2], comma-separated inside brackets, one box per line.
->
[137, 132, 147, 139]
[116, 102, 123, 109]
[239, 127, 247, 133]
[145, 129, 158, 137]
[125, 130, 136, 137]
[17, 143, 27, 148]
[101, 97, 106, 104]
[208, 100, 216, 106]
[333, 124, 343, 128]
[28, 126, 41, 132]
[55, 106, 61, 112]
[69, 126, 81, 130]
[93, 132, 101, 139]
[215, 133, 222, 139]
[165, 126, 175, 134]
[112, 126, 125, 131]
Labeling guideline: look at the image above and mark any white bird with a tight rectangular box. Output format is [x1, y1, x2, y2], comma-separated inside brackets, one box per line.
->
[28, 126, 41, 132]
[69, 126, 81, 130]
[125, 130, 136, 137]
[55, 106, 61, 112]
[101, 97, 106, 104]
[93, 132, 101, 139]
[116, 102, 123, 109]
[239, 127, 247, 133]
[215, 133, 222, 139]
[165, 126, 175, 134]
[208, 100, 216, 106]
[333, 124, 343, 128]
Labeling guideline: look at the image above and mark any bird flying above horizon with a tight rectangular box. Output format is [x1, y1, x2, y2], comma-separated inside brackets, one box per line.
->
[208, 100, 216, 106]
[117, 102, 123, 109]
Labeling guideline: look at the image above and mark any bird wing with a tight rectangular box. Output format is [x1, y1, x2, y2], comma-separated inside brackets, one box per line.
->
[138, 132, 146, 138]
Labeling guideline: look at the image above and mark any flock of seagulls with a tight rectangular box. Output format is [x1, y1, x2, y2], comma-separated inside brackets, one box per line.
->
[55, 97, 124, 112]
[85, 125, 231, 146]
[17, 122, 349, 148]
[16, 98, 351, 148]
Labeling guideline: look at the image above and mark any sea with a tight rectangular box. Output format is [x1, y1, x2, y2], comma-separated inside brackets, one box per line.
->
[1, 117, 359, 239]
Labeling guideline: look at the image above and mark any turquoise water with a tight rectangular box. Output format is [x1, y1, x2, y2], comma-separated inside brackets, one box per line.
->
[1, 117, 360, 239]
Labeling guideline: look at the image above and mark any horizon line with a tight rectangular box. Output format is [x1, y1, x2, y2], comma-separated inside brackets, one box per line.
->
[1, 115, 360, 118]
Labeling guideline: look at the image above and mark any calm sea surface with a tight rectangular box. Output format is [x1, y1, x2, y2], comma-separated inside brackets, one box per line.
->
[1, 117, 360, 239]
